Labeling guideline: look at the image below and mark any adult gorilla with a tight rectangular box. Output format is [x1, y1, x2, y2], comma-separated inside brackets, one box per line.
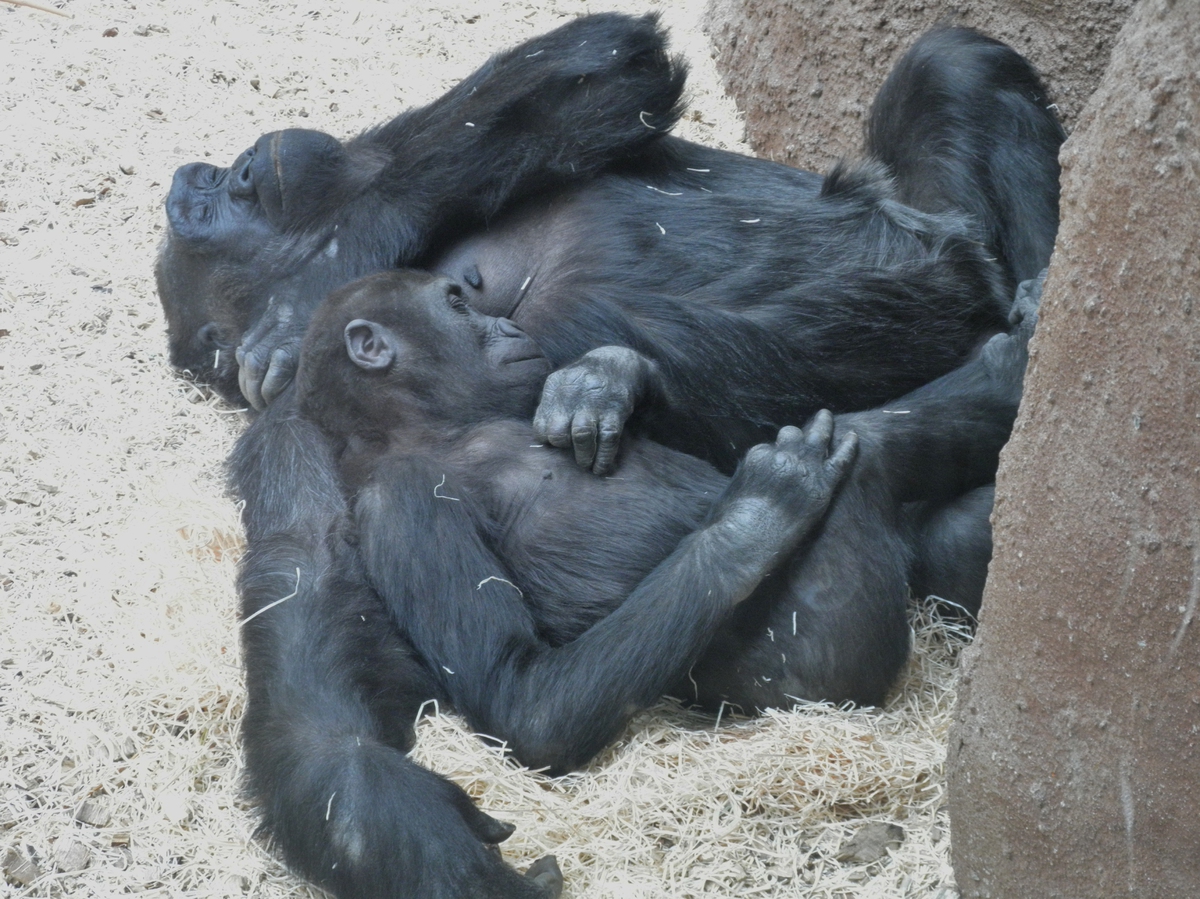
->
[155, 13, 1062, 899]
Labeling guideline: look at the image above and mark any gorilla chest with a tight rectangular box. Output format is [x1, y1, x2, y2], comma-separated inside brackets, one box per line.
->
[453, 422, 718, 642]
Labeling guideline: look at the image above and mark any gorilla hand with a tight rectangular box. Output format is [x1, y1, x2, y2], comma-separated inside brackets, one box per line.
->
[978, 267, 1047, 402]
[705, 412, 859, 594]
[236, 294, 305, 410]
[532, 346, 662, 476]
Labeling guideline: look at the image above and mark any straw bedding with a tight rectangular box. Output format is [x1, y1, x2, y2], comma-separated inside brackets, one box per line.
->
[0, 1, 962, 894]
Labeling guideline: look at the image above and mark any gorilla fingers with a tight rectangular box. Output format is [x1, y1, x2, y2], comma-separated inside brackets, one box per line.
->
[533, 345, 665, 474]
[704, 412, 859, 595]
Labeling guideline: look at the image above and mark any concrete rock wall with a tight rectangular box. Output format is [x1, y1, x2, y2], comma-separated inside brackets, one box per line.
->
[705, 0, 1132, 173]
[948, 1, 1200, 896]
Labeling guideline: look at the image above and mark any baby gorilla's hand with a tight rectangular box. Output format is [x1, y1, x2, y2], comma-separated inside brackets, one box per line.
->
[738, 412, 856, 519]
[705, 411, 858, 596]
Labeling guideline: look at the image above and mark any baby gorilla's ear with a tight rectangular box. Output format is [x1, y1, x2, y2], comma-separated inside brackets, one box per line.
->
[344, 319, 396, 371]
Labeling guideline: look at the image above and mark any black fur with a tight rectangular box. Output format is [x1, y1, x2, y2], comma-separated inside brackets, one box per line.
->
[155, 15, 1062, 898]
[867, 27, 1064, 288]
[291, 270, 1033, 755]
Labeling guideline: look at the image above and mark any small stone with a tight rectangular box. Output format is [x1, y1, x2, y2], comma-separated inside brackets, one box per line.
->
[54, 838, 91, 872]
[3, 847, 41, 886]
[75, 799, 111, 827]
[836, 822, 905, 864]
[119, 163, 135, 176]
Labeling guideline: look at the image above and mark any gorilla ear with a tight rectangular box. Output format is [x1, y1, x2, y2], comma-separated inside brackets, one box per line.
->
[344, 319, 396, 371]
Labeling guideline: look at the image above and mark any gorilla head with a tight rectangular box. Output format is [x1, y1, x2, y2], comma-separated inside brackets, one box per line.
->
[295, 269, 552, 442]
[155, 128, 394, 406]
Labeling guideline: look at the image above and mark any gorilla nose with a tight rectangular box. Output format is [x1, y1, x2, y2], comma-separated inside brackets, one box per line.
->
[229, 147, 256, 199]
[496, 318, 523, 337]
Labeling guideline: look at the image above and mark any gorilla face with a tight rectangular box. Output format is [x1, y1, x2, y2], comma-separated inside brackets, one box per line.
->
[165, 129, 349, 245]
[296, 270, 553, 440]
[156, 129, 395, 407]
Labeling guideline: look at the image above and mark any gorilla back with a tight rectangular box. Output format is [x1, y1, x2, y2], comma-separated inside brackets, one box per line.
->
[157, 20, 1062, 447]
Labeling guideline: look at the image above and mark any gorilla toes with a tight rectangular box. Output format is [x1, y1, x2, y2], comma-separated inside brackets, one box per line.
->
[1010, 268, 1047, 335]
[980, 268, 1048, 392]
[738, 411, 859, 512]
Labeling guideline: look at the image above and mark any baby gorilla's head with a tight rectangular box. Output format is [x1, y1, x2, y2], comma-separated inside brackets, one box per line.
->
[297, 270, 551, 440]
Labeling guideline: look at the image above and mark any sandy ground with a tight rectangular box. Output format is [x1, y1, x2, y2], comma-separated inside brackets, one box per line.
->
[1, 1, 965, 896]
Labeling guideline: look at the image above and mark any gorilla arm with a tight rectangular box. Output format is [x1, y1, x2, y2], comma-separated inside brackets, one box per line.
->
[355, 418, 856, 773]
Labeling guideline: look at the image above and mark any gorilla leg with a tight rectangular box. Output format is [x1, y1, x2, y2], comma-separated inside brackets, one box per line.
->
[867, 26, 1065, 287]
[683, 480, 913, 711]
[899, 270, 1047, 619]
[905, 485, 995, 619]
[686, 310, 1034, 710]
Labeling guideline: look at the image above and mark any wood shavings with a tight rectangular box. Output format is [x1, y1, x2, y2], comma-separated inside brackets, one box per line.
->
[3, 0, 72, 19]
[3, 847, 41, 886]
[75, 799, 112, 828]
[433, 473, 461, 501]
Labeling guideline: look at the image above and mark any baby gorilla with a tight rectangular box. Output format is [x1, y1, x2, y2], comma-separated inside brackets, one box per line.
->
[296, 269, 1034, 773]
[297, 269, 858, 770]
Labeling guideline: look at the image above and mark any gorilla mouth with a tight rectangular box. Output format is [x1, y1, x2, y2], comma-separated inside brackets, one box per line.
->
[486, 315, 546, 369]
[496, 336, 547, 368]
[192, 165, 226, 190]
[165, 163, 225, 237]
